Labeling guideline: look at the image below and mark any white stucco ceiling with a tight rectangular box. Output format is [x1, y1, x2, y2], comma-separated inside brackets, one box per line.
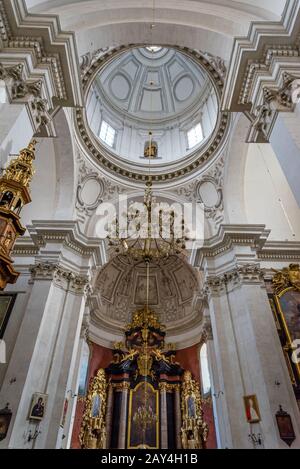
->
[95, 47, 208, 120]
[24, 0, 288, 60]
[86, 46, 218, 166]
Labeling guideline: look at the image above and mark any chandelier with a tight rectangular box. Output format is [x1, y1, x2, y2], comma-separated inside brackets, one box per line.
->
[107, 179, 191, 263]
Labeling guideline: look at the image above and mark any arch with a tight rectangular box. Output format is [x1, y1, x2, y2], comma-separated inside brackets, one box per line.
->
[21, 108, 76, 226]
[25, 0, 286, 60]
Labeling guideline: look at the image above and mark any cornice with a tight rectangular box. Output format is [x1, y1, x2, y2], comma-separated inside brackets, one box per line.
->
[195, 224, 270, 266]
[0, 0, 83, 109]
[12, 220, 107, 267]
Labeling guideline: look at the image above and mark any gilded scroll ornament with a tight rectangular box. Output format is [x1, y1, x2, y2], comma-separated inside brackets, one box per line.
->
[272, 264, 300, 294]
[181, 371, 208, 449]
[79, 369, 107, 449]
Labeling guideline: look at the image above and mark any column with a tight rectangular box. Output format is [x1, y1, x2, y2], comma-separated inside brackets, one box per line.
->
[174, 384, 182, 449]
[204, 261, 300, 449]
[0, 263, 89, 449]
[159, 383, 168, 449]
[117, 382, 130, 449]
[105, 384, 114, 449]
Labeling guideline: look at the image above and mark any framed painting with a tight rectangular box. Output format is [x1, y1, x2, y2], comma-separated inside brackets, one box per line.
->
[28, 393, 48, 421]
[275, 288, 300, 381]
[127, 382, 159, 449]
[243, 395, 261, 424]
[0, 293, 17, 339]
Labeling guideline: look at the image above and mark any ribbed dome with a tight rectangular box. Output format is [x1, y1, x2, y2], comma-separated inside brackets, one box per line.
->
[86, 46, 219, 166]
[94, 47, 209, 121]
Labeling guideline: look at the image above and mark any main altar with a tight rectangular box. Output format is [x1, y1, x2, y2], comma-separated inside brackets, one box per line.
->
[79, 307, 208, 449]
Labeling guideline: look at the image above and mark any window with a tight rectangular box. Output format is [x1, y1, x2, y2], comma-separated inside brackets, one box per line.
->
[100, 121, 116, 147]
[146, 46, 162, 53]
[187, 123, 204, 149]
[200, 343, 211, 396]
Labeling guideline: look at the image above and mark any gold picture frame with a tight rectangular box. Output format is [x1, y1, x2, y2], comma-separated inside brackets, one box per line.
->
[275, 287, 300, 381]
[28, 393, 48, 421]
[127, 382, 159, 449]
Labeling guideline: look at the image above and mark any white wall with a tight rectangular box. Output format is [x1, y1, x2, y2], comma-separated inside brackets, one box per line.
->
[244, 143, 300, 240]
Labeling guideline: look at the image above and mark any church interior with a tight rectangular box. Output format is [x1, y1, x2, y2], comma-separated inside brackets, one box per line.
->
[0, 0, 300, 450]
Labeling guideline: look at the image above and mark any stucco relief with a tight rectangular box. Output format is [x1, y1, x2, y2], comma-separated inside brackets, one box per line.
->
[92, 254, 203, 331]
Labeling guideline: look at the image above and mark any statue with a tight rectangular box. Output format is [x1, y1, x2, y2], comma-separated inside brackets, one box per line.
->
[144, 140, 158, 159]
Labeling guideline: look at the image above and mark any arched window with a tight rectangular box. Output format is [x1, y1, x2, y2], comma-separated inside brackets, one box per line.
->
[77, 342, 90, 397]
[200, 343, 211, 397]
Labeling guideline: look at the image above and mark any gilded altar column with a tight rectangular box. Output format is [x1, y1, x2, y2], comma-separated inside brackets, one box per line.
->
[174, 384, 182, 449]
[117, 382, 130, 449]
[159, 383, 168, 449]
[105, 383, 114, 448]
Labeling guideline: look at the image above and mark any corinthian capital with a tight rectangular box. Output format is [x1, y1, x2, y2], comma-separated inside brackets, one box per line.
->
[29, 262, 57, 281]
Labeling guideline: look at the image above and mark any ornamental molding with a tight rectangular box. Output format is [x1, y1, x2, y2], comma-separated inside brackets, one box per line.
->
[75, 44, 231, 185]
[222, 0, 300, 143]
[75, 151, 126, 218]
[30, 261, 89, 294]
[0, 0, 82, 134]
[175, 156, 225, 230]
[205, 263, 265, 296]
[29, 261, 57, 280]
[13, 221, 106, 267]
[195, 225, 271, 267]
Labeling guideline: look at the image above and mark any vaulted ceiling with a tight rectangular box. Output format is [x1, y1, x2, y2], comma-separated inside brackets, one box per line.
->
[25, 0, 287, 60]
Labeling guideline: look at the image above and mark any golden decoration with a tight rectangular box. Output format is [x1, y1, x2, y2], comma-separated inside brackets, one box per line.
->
[181, 371, 208, 449]
[125, 305, 164, 332]
[272, 264, 300, 294]
[0, 141, 36, 289]
[2, 140, 36, 188]
[79, 369, 107, 449]
[137, 345, 153, 377]
[144, 140, 158, 159]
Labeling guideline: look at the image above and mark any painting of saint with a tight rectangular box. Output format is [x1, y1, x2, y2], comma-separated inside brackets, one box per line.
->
[187, 396, 196, 419]
[29, 393, 48, 421]
[244, 395, 261, 424]
[279, 290, 300, 342]
[91, 394, 101, 418]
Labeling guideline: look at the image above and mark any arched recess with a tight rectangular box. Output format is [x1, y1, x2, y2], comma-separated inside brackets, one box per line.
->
[223, 114, 300, 240]
[21, 108, 76, 226]
[25, 0, 286, 61]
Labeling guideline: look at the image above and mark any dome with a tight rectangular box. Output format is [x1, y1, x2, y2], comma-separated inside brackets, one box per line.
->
[90, 254, 205, 340]
[86, 46, 219, 166]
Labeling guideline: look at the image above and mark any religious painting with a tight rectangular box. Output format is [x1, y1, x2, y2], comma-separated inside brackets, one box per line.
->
[127, 382, 159, 449]
[91, 394, 102, 418]
[243, 395, 261, 424]
[187, 395, 197, 419]
[28, 393, 48, 421]
[134, 276, 158, 305]
[0, 294, 17, 339]
[276, 406, 296, 447]
[60, 397, 69, 429]
[277, 290, 300, 344]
